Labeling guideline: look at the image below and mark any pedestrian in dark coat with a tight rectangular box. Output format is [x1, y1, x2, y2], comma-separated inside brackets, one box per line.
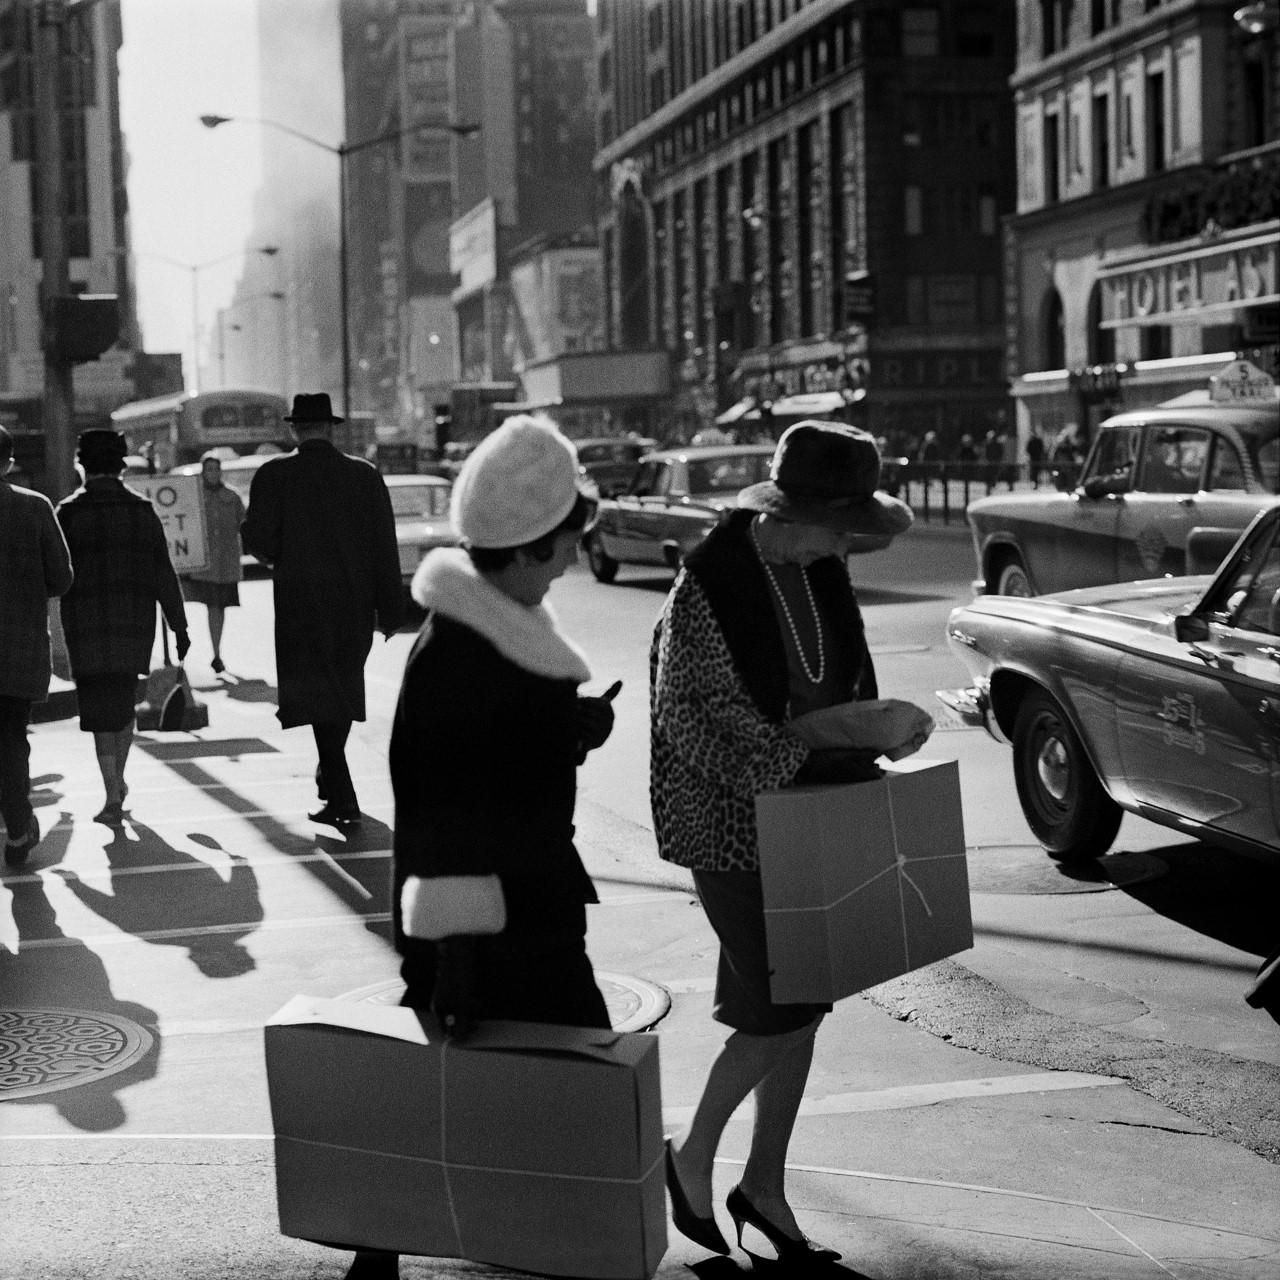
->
[56, 429, 189, 823]
[240, 393, 401, 827]
[345, 415, 616, 1280]
[0, 425, 74, 863]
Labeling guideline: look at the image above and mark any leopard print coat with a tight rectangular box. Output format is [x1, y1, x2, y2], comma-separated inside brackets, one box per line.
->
[649, 511, 878, 872]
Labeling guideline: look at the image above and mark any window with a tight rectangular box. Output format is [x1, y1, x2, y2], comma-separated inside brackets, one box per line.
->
[1045, 290, 1066, 368]
[903, 8, 940, 56]
[1209, 438, 1247, 491]
[978, 188, 998, 235]
[1086, 285, 1115, 365]
[1139, 427, 1208, 493]
[1043, 111, 1061, 203]
[1092, 93, 1111, 189]
[957, 4, 997, 56]
[1146, 71, 1166, 172]
[1087, 425, 1140, 492]
[905, 186, 924, 235]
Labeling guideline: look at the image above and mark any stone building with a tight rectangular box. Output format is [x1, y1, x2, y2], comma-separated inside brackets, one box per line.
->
[594, 0, 1017, 450]
[1007, 0, 1279, 452]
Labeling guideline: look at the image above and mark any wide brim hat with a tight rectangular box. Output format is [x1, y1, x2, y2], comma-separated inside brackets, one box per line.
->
[738, 420, 913, 538]
[284, 392, 344, 424]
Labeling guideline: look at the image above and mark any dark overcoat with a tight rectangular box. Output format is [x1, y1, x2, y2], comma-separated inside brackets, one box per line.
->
[241, 439, 401, 727]
[56, 479, 187, 678]
[0, 478, 74, 700]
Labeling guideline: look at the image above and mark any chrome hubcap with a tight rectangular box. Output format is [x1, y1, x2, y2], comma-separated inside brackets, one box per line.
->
[1037, 733, 1070, 802]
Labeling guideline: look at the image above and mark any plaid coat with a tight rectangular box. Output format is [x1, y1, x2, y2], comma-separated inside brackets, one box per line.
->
[56, 478, 188, 679]
[0, 478, 74, 700]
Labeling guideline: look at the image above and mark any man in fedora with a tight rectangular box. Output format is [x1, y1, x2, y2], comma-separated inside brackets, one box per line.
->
[242, 393, 402, 826]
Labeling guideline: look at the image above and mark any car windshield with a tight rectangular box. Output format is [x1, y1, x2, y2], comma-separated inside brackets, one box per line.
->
[685, 453, 772, 494]
[1206, 517, 1280, 634]
[389, 484, 448, 519]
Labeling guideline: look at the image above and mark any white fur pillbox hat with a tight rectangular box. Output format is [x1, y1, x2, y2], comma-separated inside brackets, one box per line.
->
[450, 414, 581, 549]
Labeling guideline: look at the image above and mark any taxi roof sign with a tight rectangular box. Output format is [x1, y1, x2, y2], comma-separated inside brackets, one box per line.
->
[1209, 359, 1276, 402]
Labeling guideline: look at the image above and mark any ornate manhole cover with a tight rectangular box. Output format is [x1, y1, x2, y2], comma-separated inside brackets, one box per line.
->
[0, 1009, 154, 1101]
[338, 970, 672, 1033]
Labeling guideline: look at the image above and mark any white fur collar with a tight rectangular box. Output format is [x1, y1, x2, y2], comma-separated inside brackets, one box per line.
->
[411, 547, 591, 684]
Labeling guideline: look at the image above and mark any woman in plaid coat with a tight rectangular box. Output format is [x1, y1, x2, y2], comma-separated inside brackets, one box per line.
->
[56, 430, 189, 822]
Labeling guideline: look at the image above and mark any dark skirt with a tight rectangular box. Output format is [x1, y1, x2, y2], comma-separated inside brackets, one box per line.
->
[75, 673, 138, 733]
[693, 869, 830, 1036]
[181, 577, 239, 608]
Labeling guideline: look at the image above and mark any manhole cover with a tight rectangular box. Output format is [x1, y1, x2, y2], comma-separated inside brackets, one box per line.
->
[0, 1009, 154, 1101]
[338, 970, 672, 1033]
[966, 846, 1168, 895]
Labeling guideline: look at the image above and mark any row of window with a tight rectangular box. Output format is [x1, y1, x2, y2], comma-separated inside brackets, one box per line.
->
[1039, 0, 1164, 59]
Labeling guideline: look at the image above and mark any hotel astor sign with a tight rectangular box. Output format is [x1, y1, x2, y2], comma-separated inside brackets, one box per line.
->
[1098, 226, 1278, 328]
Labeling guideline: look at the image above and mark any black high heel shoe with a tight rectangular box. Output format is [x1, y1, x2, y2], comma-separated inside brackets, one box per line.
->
[664, 1140, 730, 1255]
[726, 1185, 841, 1267]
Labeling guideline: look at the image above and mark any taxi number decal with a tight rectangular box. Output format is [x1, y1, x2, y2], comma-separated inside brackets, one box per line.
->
[1156, 692, 1206, 755]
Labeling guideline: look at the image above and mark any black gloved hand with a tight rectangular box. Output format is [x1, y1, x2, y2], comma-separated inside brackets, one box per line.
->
[576, 695, 615, 754]
[432, 937, 480, 1041]
[174, 629, 191, 662]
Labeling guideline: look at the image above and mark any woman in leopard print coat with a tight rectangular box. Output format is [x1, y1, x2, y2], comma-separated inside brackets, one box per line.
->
[651, 423, 931, 1263]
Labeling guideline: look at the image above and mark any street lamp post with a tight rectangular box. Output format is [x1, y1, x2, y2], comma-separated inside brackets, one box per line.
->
[199, 114, 480, 417]
[138, 246, 279, 390]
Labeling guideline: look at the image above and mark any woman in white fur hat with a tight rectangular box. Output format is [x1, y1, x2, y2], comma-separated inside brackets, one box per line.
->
[345, 415, 615, 1280]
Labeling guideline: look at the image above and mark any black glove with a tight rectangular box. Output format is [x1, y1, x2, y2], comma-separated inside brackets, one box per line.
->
[174, 629, 191, 662]
[576, 695, 615, 754]
[794, 747, 884, 785]
[432, 936, 480, 1040]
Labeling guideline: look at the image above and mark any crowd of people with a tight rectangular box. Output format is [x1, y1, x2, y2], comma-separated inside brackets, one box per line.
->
[2, 405, 937, 1275]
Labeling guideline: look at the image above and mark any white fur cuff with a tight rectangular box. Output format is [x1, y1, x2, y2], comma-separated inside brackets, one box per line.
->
[401, 874, 507, 940]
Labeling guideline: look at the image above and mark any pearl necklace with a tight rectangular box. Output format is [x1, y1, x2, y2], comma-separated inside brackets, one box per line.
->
[750, 523, 826, 685]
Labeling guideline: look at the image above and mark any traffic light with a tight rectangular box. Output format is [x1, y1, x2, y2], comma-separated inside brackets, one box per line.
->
[45, 294, 120, 363]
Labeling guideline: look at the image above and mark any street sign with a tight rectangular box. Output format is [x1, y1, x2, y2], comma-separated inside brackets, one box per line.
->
[127, 473, 209, 574]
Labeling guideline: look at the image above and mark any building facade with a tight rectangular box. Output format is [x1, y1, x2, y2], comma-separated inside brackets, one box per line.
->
[594, 0, 1017, 450]
[1008, 0, 1279, 452]
[0, 0, 135, 466]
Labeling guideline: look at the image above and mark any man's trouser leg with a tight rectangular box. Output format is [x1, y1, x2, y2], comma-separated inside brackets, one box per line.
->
[0, 697, 34, 837]
[312, 720, 357, 811]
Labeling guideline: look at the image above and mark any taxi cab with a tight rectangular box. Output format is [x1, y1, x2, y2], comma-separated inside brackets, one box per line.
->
[940, 499, 1280, 863]
[968, 360, 1279, 596]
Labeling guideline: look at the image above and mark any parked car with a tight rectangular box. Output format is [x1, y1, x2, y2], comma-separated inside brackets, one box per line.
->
[939, 499, 1280, 863]
[967, 371, 1278, 597]
[583, 443, 776, 582]
[573, 436, 659, 497]
[383, 473, 455, 585]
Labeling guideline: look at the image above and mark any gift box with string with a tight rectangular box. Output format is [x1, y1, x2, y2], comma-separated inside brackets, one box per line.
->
[755, 759, 972, 1004]
[265, 995, 666, 1279]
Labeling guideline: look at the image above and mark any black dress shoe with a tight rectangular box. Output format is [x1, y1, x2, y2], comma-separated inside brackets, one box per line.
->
[665, 1139, 730, 1255]
[726, 1185, 841, 1267]
[308, 803, 362, 826]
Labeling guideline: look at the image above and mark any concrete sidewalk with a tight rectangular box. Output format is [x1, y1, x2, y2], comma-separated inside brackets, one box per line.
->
[3, 680, 1278, 1280]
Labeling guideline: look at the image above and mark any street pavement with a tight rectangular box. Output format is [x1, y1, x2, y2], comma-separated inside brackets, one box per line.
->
[4, 588, 1279, 1279]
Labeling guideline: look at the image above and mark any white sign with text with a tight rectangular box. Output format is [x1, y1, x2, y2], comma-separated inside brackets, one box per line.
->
[128, 474, 209, 574]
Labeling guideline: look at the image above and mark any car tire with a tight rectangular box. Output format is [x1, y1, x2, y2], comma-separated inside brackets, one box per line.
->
[584, 532, 619, 584]
[1012, 691, 1123, 860]
[995, 557, 1033, 597]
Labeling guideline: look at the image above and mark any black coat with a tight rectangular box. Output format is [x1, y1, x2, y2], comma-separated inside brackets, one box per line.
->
[241, 440, 401, 726]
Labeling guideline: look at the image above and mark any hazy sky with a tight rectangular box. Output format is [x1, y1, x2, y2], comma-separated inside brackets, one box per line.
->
[117, 0, 264, 366]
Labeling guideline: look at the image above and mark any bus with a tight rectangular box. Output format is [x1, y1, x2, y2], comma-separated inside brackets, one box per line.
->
[110, 388, 290, 472]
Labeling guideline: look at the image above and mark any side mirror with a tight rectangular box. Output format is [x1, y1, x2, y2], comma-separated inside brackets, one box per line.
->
[1174, 612, 1210, 644]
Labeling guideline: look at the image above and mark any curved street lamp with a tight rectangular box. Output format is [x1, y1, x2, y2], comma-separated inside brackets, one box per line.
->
[199, 113, 481, 416]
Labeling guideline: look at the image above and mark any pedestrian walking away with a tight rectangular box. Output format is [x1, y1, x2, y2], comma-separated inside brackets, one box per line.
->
[56, 429, 190, 825]
[240, 393, 402, 828]
[343, 415, 616, 1279]
[180, 450, 246, 674]
[650, 420, 935, 1268]
[0, 425, 75, 864]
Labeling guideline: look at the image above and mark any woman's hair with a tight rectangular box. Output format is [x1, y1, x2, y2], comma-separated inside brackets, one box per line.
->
[468, 490, 596, 573]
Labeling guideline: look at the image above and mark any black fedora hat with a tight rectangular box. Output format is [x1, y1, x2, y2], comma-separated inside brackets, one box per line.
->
[737, 420, 913, 538]
[284, 392, 344, 425]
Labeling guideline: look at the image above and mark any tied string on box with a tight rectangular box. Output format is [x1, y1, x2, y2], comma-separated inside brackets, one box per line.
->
[435, 1034, 666, 1258]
